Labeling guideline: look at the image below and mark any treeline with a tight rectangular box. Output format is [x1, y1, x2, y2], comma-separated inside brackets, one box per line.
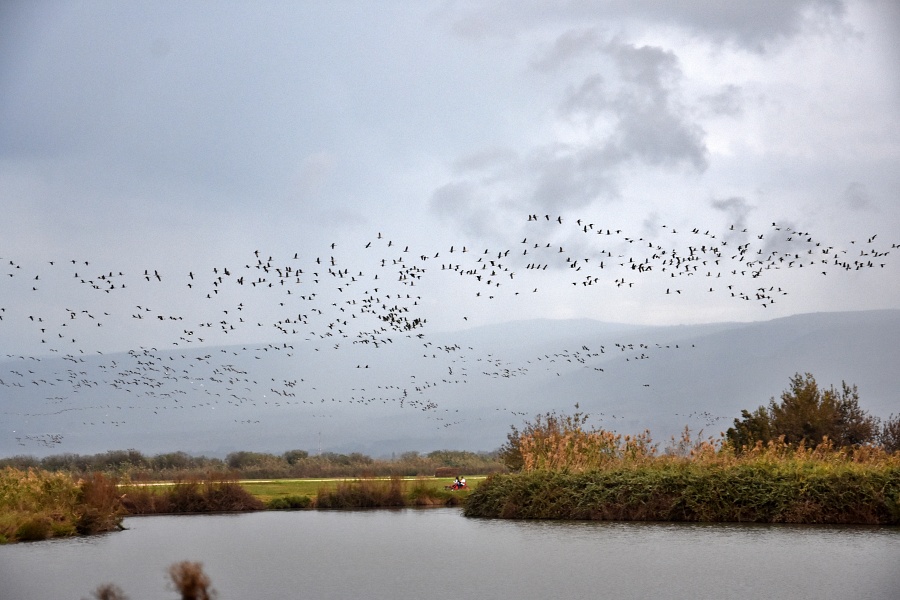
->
[0, 448, 505, 480]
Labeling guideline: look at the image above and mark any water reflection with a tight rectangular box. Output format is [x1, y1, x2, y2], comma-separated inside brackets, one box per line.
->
[1, 509, 897, 600]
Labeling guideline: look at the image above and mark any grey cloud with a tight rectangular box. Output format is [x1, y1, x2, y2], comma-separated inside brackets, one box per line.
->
[625, 0, 847, 51]
[560, 40, 708, 171]
[711, 196, 754, 235]
[607, 42, 680, 94]
[559, 74, 608, 117]
[611, 107, 707, 170]
[527, 144, 620, 210]
[433, 37, 708, 234]
[431, 181, 478, 216]
[700, 85, 745, 117]
[430, 180, 512, 241]
[842, 181, 873, 211]
[455, 0, 847, 53]
[530, 27, 606, 72]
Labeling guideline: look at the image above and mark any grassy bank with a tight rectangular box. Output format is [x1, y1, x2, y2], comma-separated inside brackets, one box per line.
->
[242, 475, 480, 508]
[313, 476, 474, 508]
[119, 475, 480, 510]
[464, 461, 900, 523]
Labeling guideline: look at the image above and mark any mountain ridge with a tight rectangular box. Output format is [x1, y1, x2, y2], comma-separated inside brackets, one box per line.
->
[2, 309, 898, 458]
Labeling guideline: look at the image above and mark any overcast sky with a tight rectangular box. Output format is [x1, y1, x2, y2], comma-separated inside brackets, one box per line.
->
[2, 0, 900, 356]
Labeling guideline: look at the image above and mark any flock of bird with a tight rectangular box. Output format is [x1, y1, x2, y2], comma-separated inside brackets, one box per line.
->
[1, 214, 896, 451]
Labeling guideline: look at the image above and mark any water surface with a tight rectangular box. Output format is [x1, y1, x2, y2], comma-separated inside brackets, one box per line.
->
[1, 509, 897, 599]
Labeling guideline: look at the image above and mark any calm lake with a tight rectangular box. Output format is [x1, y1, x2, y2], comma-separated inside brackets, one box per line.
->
[1, 509, 898, 600]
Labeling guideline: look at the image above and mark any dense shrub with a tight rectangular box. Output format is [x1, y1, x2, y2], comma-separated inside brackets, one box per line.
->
[267, 495, 312, 509]
[15, 516, 53, 541]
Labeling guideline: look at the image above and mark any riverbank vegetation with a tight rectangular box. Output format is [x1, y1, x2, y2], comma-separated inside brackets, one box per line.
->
[467, 374, 900, 523]
[119, 475, 264, 515]
[0, 468, 125, 543]
[314, 476, 470, 508]
[1, 470, 474, 542]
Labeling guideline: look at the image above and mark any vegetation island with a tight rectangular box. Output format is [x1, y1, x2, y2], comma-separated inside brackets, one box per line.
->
[467, 373, 900, 522]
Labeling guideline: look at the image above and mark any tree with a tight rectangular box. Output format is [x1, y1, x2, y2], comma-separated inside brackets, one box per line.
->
[498, 424, 524, 472]
[282, 449, 309, 465]
[726, 373, 878, 450]
[880, 414, 900, 454]
[725, 406, 773, 451]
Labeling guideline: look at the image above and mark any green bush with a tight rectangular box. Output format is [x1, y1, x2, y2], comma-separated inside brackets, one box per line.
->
[15, 517, 53, 541]
[268, 495, 311, 509]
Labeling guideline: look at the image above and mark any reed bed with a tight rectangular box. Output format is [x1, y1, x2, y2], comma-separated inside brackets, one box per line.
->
[467, 427, 900, 523]
[315, 476, 467, 509]
[0, 467, 124, 542]
[119, 474, 264, 514]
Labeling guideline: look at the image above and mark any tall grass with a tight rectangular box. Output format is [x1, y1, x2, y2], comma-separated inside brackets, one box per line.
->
[315, 476, 466, 509]
[120, 473, 264, 514]
[0, 467, 124, 543]
[468, 424, 900, 523]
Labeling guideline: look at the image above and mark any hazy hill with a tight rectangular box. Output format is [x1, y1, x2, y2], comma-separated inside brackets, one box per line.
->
[2, 310, 897, 458]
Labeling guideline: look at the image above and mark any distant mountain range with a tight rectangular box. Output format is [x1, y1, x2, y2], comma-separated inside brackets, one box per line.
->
[2, 309, 898, 458]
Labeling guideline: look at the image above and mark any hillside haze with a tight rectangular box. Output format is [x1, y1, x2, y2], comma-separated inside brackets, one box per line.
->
[2, 310, 898, 458]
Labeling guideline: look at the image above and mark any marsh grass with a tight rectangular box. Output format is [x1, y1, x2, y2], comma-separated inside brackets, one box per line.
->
[120, 473, 263, 514]
[315, 476, 469, 508]
[315, 475, 406, 508]
[469, 426, 900, 523]
[0, 467, 124, 542]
